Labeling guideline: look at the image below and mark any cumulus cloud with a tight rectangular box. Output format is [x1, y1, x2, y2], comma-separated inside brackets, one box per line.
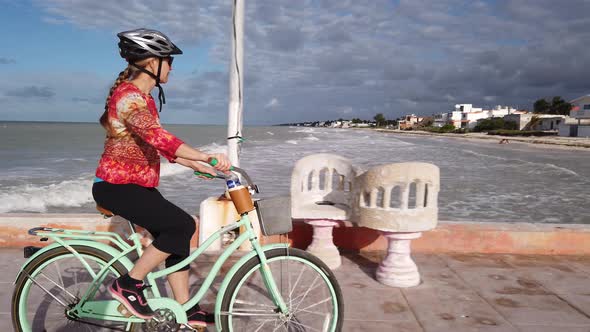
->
[0, 58, 16, 64]
[5, 86, 55, 98]
[264, 98, 280, 109]
[24, 0, 590, 123]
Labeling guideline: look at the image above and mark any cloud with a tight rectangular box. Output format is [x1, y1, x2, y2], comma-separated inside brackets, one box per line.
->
[0, 58, 16, 64]
[264, 98, 280, 109]
[19, 0, 590, 124]
[5, 86, 55, 98]
[72, 97, 103, 104]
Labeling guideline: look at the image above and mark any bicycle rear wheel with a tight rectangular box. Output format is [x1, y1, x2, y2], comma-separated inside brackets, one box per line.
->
[220, 248, 343, 332]
[11, 245, 142, 332]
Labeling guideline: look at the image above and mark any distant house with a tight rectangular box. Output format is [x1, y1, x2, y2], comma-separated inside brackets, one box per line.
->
[398, 114, 424, 129]
[433, 112, 449, 127]
[442, 104, 518, 129]
[559, 94, 590, 137]
[504, 112, 565, 131]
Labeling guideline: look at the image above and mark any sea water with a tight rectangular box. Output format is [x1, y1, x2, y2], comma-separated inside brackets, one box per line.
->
[0, 122, 588, 223]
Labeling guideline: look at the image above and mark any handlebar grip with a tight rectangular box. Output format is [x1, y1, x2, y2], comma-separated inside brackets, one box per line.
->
[208, 157, 235, 170]
[194, 171, 216, 179]
[194, 157, 236, 179]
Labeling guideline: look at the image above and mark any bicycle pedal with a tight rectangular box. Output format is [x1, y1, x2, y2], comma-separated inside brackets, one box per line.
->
[117, 303, 133, 318]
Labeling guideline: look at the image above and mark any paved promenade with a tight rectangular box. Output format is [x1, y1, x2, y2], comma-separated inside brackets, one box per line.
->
[2, 248, 590, 331]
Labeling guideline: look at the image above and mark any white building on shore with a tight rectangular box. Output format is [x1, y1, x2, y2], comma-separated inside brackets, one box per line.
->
[398, 114, 424, 129]
[559, 94, 590, 137]
[435, 104, 518, 129]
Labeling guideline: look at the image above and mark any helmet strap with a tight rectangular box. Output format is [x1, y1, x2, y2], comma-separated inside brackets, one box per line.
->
[130, 59, 166, 112]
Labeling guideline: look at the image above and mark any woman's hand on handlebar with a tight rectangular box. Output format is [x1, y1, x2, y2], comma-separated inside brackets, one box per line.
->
[186, 160, 217, 179]
[207, 153, 232, 173]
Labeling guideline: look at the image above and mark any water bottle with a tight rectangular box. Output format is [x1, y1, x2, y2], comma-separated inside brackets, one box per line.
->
[226, 173, 241, 189]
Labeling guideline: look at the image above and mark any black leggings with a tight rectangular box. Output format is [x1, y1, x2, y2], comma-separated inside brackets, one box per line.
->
[92, 182, 195, 271]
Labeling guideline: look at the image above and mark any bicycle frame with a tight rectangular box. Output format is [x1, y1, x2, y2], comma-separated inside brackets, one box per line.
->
[19, 212, 290, 331]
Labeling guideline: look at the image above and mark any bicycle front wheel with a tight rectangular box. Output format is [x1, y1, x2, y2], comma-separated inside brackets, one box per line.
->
[220, 248, 344, 332]
[11, 245, 142, 332]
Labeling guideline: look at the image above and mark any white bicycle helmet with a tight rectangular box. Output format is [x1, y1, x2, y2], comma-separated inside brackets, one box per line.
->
[116, 28, 183, 112]
[118, 28, 183, 60]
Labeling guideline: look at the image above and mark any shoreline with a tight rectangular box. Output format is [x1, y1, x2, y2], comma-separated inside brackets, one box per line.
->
[368, 128, 590, 150]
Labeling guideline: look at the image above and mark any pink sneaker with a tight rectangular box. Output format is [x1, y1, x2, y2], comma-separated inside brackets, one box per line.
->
[186, 303, 215, 327]
[108, 278, 154, 319]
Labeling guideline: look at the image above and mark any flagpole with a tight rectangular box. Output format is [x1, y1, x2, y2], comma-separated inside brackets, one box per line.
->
[227, 0, 244, 167]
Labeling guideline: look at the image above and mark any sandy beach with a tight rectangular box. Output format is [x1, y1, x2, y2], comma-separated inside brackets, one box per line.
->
[372, 129, 590, 150]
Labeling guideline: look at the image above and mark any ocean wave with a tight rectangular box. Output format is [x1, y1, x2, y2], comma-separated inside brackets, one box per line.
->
[290, 128, 315, 133]
[51, 158, 89, 163]
[304, 135, 320, 141]
[463, 150, 581, 177]
[286, 140, 298, 145]
[0, 178, 93, 213]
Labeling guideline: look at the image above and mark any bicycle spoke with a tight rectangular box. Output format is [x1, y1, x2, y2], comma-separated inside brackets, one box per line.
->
[23, 271, 69, 308]
[233, 298, 277, 308]
[288, 263, 306, 300]
[253, 318, 274, 332]
[54, 261, 67, 296]
[291, 275, 320, 313]
[38, 272, 78, 301]
[288, 281, 324, 308]
[288, 319, 323, 332]
[295, 297, 332, 314]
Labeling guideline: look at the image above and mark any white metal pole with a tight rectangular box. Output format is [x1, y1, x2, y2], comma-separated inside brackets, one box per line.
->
[227, 0, 244, 167]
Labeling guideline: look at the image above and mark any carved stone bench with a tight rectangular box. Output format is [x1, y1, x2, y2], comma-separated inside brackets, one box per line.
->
[290, 154, 440, 287]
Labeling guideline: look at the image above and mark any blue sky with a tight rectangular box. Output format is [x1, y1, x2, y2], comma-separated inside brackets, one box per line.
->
[1, 0, 589, 125]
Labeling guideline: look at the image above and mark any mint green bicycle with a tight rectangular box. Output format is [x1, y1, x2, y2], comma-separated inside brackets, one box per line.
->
[11, 165, 343, 331]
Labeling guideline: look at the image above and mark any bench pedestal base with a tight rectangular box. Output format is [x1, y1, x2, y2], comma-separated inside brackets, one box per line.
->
[304, 219, 341, 269]
[376, 231, 422, 288]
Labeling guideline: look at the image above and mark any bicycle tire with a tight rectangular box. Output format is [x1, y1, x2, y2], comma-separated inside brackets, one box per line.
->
[220, 248, 344, 332]
[11, 245, 143, 332]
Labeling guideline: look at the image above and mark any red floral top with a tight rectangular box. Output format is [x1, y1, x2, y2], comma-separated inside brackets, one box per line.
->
[95, 82, 184, 187]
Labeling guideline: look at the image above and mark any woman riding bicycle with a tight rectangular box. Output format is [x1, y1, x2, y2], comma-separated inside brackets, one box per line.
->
[92, 28, 231, 328]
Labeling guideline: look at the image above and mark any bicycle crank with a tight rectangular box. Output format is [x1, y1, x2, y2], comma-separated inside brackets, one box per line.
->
[147, 308, 179, 332]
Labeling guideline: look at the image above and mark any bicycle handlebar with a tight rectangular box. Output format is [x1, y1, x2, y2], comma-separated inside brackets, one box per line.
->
[194, 158, 260, 193]
[193, 157, 233, 179]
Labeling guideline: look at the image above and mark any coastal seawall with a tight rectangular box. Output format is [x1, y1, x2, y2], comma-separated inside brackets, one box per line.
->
[2, 214, 589, 255]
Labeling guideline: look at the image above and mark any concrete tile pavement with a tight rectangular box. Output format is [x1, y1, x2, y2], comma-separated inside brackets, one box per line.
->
[2, 248, 590, 331]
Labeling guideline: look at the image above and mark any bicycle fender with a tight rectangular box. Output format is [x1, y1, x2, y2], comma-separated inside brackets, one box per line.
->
[14, 240, 134, 283]
[214, 243, 289, 331]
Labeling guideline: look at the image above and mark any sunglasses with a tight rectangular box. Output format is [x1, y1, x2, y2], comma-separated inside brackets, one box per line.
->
[164, 56, 174, 66]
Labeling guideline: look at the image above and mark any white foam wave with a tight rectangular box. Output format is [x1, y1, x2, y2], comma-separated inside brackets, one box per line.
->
[160, 162, 191, 177]
[290, 128, 315, 133]
[463, 150, 581, 177]
[266, 131, 275, 135]
[542, 163, 580, 177]
[198, 142, 228, 154]
[51, 158, 89, 163]
[286, 140, 298, 145]
[304, 135, 320, 141]
[0, 178, 93, 213]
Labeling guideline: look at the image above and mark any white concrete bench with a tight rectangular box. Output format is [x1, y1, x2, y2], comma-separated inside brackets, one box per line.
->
[291, 154, 440, 287]
[353, 162, 440, 287]
[290, 153, 356, 269]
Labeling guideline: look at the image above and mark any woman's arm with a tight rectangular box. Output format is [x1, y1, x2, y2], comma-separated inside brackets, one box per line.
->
[173, 145, 231, 172]
[172, 146, 232, 177]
